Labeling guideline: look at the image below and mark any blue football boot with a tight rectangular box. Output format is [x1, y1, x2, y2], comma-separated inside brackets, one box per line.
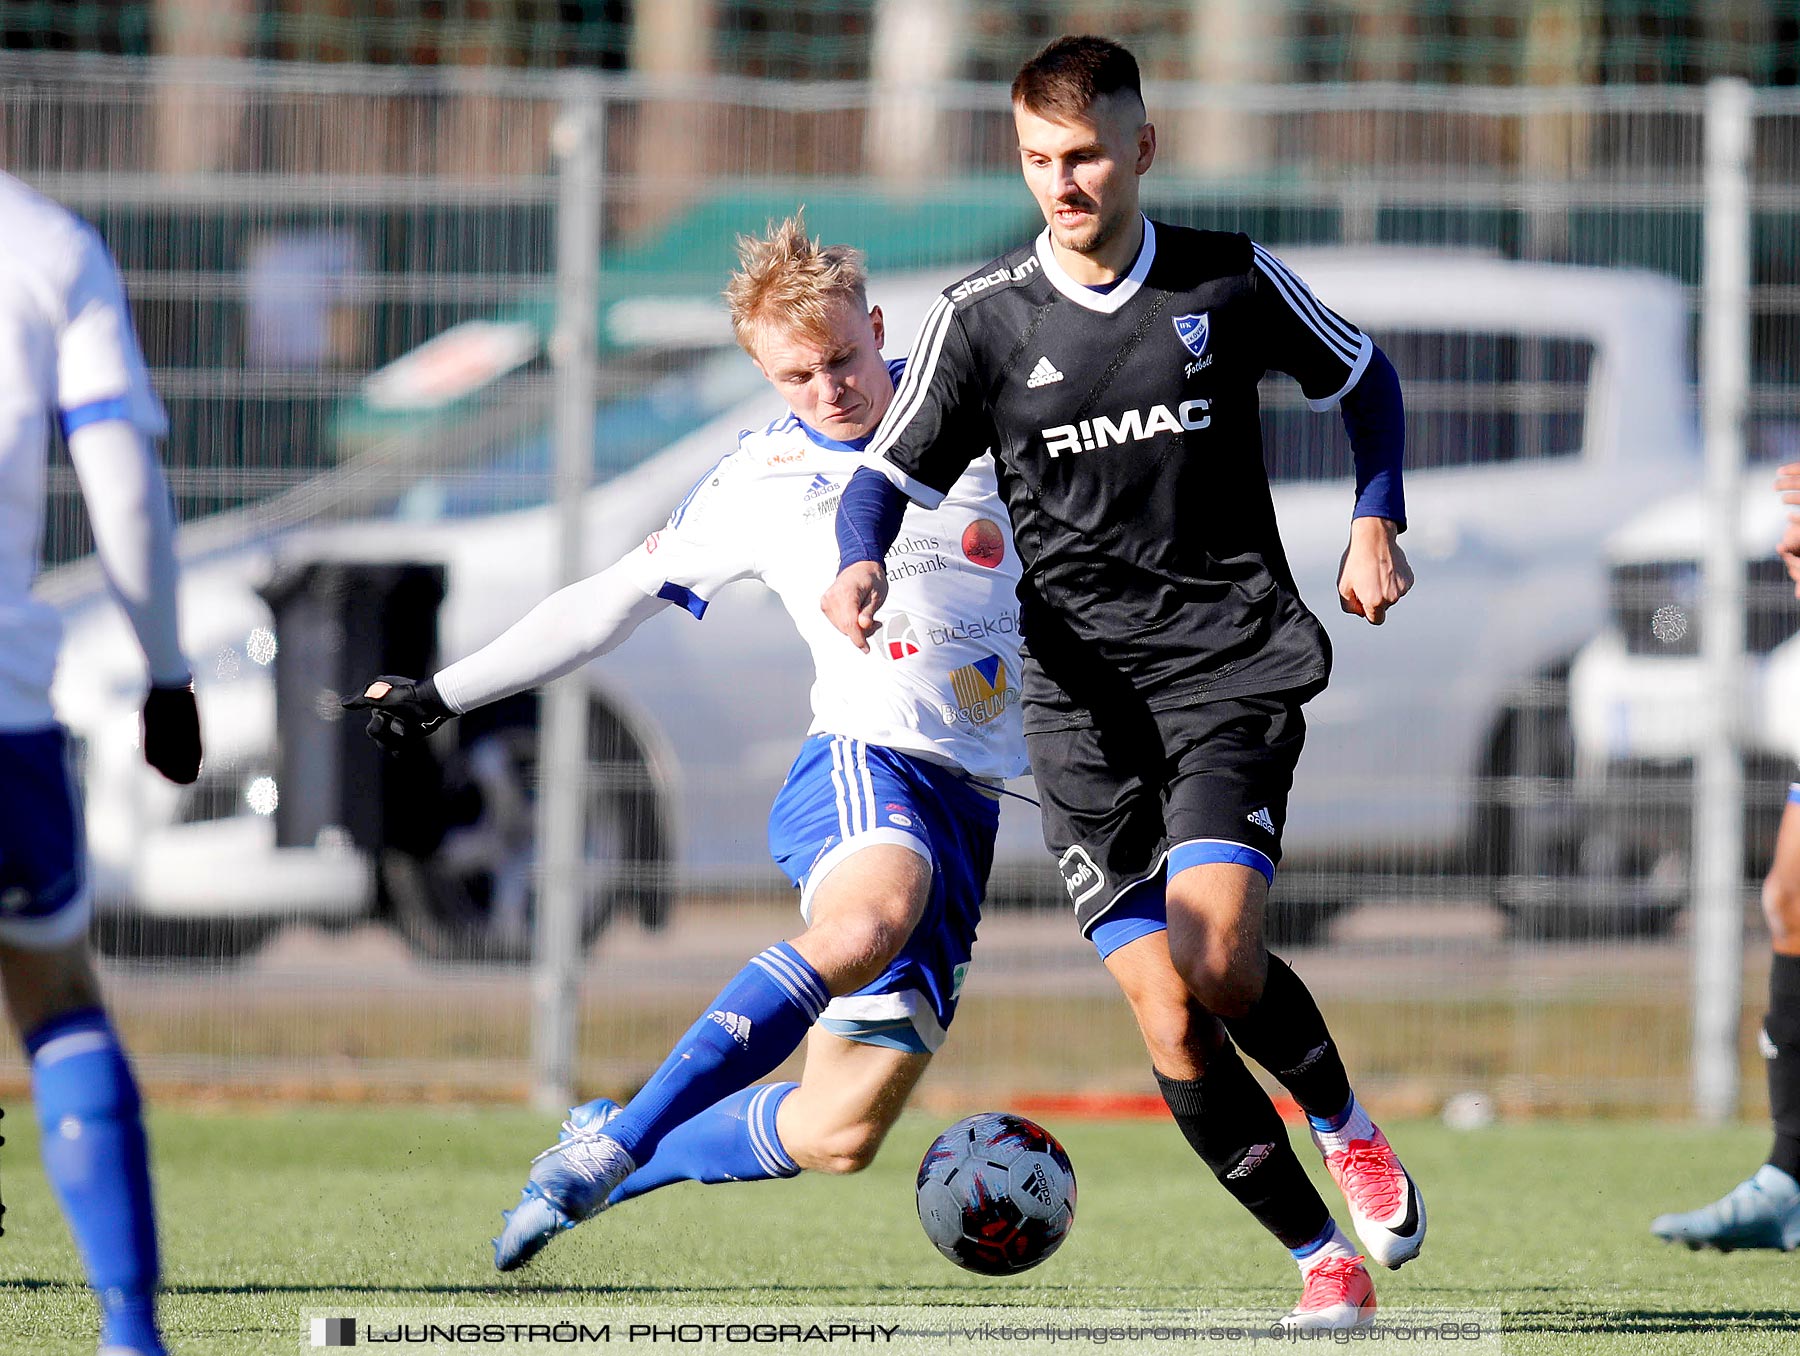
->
[1650, 1165, 1800, 1252]
[493, 1098, 629, 1272]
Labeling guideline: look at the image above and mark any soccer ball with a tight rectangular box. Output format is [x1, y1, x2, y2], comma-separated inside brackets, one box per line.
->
[915, 1111, 1076, 1274]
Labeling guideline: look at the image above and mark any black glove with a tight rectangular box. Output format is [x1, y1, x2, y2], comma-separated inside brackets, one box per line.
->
[143, 682, 202, 785]
[341, 675, 452, 755]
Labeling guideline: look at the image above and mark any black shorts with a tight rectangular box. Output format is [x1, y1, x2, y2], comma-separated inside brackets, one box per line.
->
[1026, 690, 1311, 937]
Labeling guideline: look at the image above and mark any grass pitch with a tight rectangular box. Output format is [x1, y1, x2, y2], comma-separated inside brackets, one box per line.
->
[2, 1108, 1797, 1354]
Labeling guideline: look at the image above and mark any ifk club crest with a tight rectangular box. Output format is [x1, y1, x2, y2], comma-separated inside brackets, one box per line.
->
[1173, 312, 1210, 358]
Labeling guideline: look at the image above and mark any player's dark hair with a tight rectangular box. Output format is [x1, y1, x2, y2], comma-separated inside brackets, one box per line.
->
[1011, 35, 1143, 122]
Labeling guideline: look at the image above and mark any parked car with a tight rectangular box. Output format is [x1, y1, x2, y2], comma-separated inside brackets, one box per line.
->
[51, 253, 1699, 959]
[1562, 479, 1799, 935]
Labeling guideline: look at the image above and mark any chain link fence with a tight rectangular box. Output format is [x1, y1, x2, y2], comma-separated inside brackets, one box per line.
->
[4, 56, 1796, 1116]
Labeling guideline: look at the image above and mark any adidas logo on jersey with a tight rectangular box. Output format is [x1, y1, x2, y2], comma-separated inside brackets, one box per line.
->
[1227, 1142, 1274, 1180]
[709, 1010, 753, 1049]
[1026, 356, 1064, 388]
[1041, 400, 1212, 458]
[1246, 806, 1275, 833]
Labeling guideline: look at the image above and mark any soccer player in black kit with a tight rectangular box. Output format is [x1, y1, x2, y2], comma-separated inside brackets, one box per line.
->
[825, 37, 1420, 1330]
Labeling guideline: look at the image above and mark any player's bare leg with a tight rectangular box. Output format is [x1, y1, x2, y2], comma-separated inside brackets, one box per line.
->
[1654, 796, 1800, 1250]
[1163, 862, 1424, 1270]
[551, 1027, 930, 1202]
[495, 845, 931, 1269]
[788, 845, 931, 996]
[1102, 922, 1373, 1328]
[777, 1026, 931, 1174]
[1103, 924, 1220, 1079]
[1, 934, 104, 1035]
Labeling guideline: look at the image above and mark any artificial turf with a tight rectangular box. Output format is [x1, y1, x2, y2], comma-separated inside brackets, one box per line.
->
[1, 1108, 1796, 1353]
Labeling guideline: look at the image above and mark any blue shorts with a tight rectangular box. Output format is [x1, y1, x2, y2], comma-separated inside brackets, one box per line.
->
[768, 734, 998, 1054]
[0, 725, 91, 949]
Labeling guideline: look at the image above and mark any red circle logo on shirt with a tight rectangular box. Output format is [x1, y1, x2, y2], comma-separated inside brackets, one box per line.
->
[962, 518, 1005, 569]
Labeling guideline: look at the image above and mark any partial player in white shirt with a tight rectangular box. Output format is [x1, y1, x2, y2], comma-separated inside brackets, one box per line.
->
[0, 170, 200, 1356]
[343, 215, 1026, 1272]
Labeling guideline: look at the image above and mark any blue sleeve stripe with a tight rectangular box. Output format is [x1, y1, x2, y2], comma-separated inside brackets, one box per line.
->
[58, 395, 136, 440]
[656, 580, 709, 620]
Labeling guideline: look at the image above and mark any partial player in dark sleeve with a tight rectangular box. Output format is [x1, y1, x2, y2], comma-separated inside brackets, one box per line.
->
[827, 292, 995, 648]
[1248, 244, 1412, 624]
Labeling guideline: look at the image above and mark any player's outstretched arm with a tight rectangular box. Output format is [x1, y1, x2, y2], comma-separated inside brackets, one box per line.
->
[66, 419, 201, 782]
[345, 561, 668, 752]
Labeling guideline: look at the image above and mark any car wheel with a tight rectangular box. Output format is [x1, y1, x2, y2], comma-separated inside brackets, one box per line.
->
[1264, 889, 1349, 948]
[92, 912, 276, 963]
[381, 696, 671, 963]
[1483, 671, 1681, 940]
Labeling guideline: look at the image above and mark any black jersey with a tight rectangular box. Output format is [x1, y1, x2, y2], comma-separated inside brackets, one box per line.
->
[867, 218, 1373, 732]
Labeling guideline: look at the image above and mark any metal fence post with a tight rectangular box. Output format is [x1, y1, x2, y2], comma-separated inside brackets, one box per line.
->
[1694, 76, 1753, 1124]
[532, 73, 605, 1112]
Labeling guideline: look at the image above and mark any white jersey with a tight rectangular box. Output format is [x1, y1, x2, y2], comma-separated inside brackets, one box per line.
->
[0, 171, 169, 726]
[620, 380, 1028, 781]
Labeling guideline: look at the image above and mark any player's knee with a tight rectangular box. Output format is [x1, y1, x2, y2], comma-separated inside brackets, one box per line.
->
[1166, 931, 1260, 1019]
[806, 1117, 889, 1175]
[1763, 869, 1800, 946]
[798, 910, 910, 995]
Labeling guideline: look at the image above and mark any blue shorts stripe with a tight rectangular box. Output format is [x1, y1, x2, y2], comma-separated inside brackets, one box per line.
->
[1088, 876, 1169, 960]
[854, 740, 876, 838]
[1788, 782, 1800, 807]
[829, 737, 856, 839]
[1168, 837, 1276, 884]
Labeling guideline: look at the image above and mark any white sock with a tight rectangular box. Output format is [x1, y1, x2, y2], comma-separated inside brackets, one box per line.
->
[1298, 1220, 1359, 1272]
[1312, 1094, 1377, 1157]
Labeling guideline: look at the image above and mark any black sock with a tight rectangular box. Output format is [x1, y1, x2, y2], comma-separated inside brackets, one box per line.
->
[1766, 954, 1800, 1181]
[1221, 953, 1354, 1120]
[1155, 1043, 1329, 1251]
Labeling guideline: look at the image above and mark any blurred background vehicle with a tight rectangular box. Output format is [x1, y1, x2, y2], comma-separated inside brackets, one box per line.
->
[51, 254, 1698, 960]
[1566, 482, 1800, 935]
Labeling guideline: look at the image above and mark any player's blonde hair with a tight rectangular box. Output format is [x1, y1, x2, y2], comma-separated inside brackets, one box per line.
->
[725, 210, 869, 357]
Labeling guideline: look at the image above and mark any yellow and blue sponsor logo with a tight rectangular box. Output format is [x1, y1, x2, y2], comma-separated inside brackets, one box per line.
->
[942, 654, 1018, 728]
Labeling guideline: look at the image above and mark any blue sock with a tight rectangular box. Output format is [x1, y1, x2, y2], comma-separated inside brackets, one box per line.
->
[1307, 1098, 1354, 1134]
[603, 943, 828, 1166]
[29, 1007, 164, 1356]
[608, 1082, 800, 1205]
[1290, 1217, 1350, 1261]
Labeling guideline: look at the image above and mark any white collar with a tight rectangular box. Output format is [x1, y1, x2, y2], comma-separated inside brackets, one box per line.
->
[1034, 215, 1156, 314]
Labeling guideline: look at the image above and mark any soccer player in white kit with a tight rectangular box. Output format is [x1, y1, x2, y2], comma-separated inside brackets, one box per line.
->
[343, 216, 1029, 1271]
[0, 171, 201, 1356]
